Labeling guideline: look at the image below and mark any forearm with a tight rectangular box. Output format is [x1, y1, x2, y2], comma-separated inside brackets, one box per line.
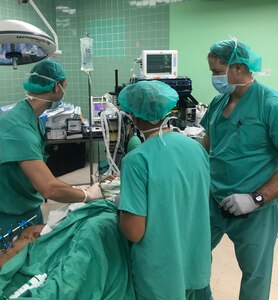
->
[19, 160, 86, 203]
[43, 179, 86, 203]
[257, 171, 278, 203]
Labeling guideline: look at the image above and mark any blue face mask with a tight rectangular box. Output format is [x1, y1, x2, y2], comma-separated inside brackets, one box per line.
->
[50, 83, 65, 109]
[50, 100, 62, 110]
[212, 73, 236, 94]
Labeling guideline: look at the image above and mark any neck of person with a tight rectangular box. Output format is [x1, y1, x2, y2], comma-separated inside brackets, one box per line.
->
[26, 94, 52, 118]
[230, 77, 254, 102]
[144, 125, 171, 140]
[223, 78, 254, 118]
[133, 117, 172, 140]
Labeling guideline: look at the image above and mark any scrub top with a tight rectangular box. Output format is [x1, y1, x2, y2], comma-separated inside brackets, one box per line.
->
[0, 100, 47, 234]
[119, 132, 211, 300]
[201, 81, 278, 204]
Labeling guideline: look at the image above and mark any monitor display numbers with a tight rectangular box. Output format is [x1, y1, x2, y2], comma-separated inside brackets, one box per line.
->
[146, 54, 172, 74]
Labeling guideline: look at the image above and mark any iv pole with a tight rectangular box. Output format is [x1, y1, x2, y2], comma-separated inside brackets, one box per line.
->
[80, 33, 94, 186]
[87, 72, 94, 186]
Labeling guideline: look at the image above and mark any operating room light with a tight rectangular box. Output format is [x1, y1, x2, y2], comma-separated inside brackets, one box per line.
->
[0, 19, 56, 69]
[0, 0, 62, 69]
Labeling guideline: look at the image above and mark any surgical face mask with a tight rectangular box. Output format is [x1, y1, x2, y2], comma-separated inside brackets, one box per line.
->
[57, 83, 65, 101]
[50, 100, 62, 110]
[212, 65, 254, 94]
[50, 84, 65, 109]
[212, 72, 236, 94]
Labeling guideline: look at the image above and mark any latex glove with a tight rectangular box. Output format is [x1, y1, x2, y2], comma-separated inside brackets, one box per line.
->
[83, 183, 104, 202]
[74, 183, 104, 203]
[220, 193, 258, 216]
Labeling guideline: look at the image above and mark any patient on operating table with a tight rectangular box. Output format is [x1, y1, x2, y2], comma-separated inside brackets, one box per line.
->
[0, 225, 44, 268]
[0, 175, 120, 269]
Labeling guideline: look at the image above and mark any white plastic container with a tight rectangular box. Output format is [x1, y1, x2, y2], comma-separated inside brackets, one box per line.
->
[9, 273, 47, 299]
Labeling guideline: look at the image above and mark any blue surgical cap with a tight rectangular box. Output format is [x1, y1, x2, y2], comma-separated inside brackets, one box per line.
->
[23, 60, 67, 93]
[118, 80, 179, 121]
[210, 39, 262, 72]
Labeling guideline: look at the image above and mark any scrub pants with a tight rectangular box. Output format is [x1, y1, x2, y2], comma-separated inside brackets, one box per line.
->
[201, 197, 278, 300]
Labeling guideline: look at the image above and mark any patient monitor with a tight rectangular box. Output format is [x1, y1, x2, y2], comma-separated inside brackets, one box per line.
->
[141, 50, 178, 79]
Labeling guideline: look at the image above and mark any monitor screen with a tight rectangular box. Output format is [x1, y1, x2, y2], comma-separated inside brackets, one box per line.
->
[146, 54, 172, 74]
[141, 50, 178, 79]
[93, 103, 106, 119]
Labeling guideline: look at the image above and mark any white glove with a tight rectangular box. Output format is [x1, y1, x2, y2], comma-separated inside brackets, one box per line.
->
[85, 183, 104, 202]
[220, 193, 258, 216]
[74, 183, 104, 203]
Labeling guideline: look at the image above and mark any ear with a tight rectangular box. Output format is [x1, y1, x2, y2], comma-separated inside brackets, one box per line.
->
[52, 82, 60, 93]
[235, 63, 244, 74]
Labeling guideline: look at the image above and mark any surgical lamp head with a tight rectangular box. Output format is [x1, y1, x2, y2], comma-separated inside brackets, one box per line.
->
[0, 20, 56, 69]
[118, 80, 179, 122]
[23, 60, 66, 93]
[209, 39, 262, 72]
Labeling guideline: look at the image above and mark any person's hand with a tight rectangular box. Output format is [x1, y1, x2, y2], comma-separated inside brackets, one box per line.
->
[84, 183, 104, 202]
[74, 183, 104, 203]
[99, 173, 119, 183]
[100, 176, 120, 202]
[220, 193, 258, 216]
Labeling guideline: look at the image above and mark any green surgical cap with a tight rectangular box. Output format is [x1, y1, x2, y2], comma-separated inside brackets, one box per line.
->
[23, 60, 67, 93]
[118, 80, 179, 121]
[127, 135, 142, 153]
[210, 39, 262, 72]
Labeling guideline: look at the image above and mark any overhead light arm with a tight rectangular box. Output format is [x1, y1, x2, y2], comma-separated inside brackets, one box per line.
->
[19, 0, 62, 57]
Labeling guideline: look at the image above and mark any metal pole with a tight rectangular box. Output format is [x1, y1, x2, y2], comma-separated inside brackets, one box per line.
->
[88, 73, 94, 186]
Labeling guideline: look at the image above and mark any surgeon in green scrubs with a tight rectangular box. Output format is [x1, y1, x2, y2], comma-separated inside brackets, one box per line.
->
[118, 80, 211, 300]
[0, 60, 103, 238]
[200, 39, 278, 300]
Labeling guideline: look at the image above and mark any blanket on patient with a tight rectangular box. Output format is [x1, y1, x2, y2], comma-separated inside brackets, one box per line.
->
[0, 200, 135, 300]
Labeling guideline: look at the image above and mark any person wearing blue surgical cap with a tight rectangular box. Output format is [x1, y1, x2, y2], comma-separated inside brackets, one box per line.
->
[0, 60, 103, 237]
[118, 80, 212, 300]
[199, 39, 278, 300]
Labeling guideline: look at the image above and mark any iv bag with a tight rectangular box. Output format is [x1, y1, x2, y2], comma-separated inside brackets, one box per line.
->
[80, 36, 93, 72]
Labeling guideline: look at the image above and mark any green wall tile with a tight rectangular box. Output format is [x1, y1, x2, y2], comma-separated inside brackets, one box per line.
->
[0, 0, 170, 120]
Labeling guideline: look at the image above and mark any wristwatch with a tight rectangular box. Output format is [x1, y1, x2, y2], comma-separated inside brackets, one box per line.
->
[251, 191, 265, 206]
